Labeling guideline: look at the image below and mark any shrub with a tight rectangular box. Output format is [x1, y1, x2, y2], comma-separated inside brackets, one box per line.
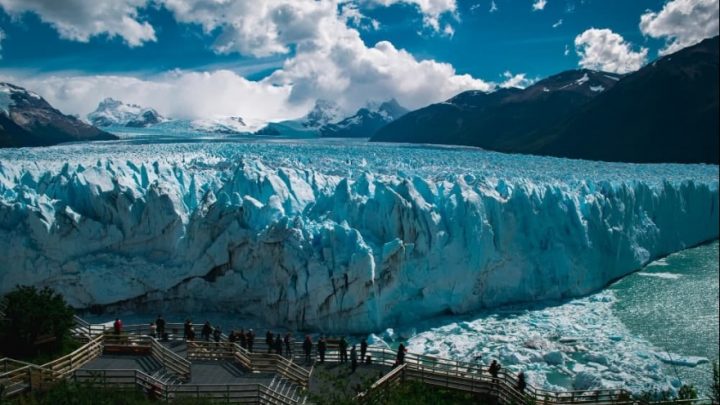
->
[0, 286, 74, 358]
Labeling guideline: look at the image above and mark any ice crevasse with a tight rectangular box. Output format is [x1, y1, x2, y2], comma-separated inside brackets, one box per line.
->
[0, 143, 717, 333]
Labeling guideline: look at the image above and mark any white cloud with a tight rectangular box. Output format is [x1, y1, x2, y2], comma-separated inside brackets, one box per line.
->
[574, 28, 648, 74]
[489, 1, 498, 13]
[532, 0, 547, 11]
[368, 0, 457, 31]
[552, 18, 563, 28]
[499, 71, 535, 89]
[564, 44, 570, 56]
[640, 0, 719, 55]
[0, 69, 309, 122]
[0, 0, 155, 47]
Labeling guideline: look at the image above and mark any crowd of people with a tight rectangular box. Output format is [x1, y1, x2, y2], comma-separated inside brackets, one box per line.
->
[113, 316, 526, 388]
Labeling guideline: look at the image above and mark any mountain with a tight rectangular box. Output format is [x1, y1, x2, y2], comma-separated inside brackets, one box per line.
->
[253, 99, 342, 137]
[526, 36, 719, 164]
[319, 99, 408, 138]
[1, 82, 117, 148]
[88, 98, 166, 128]
[372, 70, 622, 148]
[373, 36, 719, 164]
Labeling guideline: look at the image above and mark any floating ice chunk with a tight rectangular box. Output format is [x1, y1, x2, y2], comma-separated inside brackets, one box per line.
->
[544, 351, 566, 365]
[653, 352, 709, 367]
[636, 272, 681, 279]
[573, 371, 602, 390]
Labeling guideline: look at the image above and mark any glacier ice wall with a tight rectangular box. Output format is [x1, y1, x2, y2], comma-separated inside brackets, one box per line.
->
[0, 141, 717, 333]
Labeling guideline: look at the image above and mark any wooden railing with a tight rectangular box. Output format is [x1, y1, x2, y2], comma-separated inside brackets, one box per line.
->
[356, 363, 406, 404]
[186, 340, 311, 388]
[72, 368, 300, 404]
[102, 332, 191, 382]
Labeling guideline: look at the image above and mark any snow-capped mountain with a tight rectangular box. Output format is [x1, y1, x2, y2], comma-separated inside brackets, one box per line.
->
[302, 99, 342, 128]
[374, 36, 719, 164]
[255, 99, 408, 138]
[88, 98, 166, 128]
[1, 82, 116, 148]
[319, 99, 408, 138]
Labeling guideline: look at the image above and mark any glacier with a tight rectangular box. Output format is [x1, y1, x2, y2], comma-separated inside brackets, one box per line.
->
[0, 139, 717, 333]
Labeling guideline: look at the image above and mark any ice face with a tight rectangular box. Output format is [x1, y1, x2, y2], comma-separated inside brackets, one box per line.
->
[0, 139, 717, 333]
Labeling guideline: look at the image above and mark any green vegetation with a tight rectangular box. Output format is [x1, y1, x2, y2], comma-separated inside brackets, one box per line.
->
[0, 381, 214, 405]
[0, 286, 75, 359]
[382, 381, 486, 405]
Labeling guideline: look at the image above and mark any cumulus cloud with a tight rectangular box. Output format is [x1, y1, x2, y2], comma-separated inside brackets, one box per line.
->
[499, 71, 535, 89]
[0, 0, 155, 47]
[0, 69, 309, 122]
[368, 0, 457, 31]
[0, 0, 490, 120]
[574, 28, 648, 74]
[532, 0, 547, 11]
[640, 0, 719, 55]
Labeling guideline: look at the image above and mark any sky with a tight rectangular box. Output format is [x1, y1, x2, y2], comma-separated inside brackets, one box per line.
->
[0, 0, 717, 122]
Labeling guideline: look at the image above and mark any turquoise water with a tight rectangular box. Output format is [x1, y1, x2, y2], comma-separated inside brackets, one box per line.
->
[610, 241, 719, 394]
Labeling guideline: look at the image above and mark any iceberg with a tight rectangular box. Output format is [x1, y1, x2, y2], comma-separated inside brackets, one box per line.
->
[0, 140, 717, 333]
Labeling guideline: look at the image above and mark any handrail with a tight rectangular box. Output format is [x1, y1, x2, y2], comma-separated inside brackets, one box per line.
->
[149, 338, 191, 382]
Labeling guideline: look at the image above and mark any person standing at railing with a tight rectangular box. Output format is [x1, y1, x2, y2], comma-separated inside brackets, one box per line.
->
[239, 329, 247, 349]
[149, 322, 157, 338]
[183, 319, 195, 340]
[247, 329, 255, 352]
[274, 335, 283, 356]
[284, 332, 293, 358]
[155, 315, 166, 340]
[318, 336, 326, 363]
[489, 360, 501, 384]
[113, 318, 123, 335]
[339, 337, 348, 363]
[350, 344, 358, 373]
[213, 326, 222, 343]
[360, 338, 368, 364]
[201, 321, 212, 341]
[517, 371, 527, 393]
[266, 330, 274, 353]
[303, 335, 313, 364]
[395, 343, 407, 366]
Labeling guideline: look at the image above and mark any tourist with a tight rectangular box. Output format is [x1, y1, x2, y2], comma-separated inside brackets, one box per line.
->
[395, 343, 407, 366]
[149, 322, 157, 338]
[113, 318, 123, 335]
[183, 319, 193, 340]
[303, 335, 313, 363]
[213, 326, 222, 343]
[517, 371, 527, 392]
[360, 338, 368, 364]
[339, 336, 348, 363]
[247, 329, 255, 352]
[274, 335, 283, 356]
[187, 327, 195, 341]
[238, 328, 247, 348]
[284, 333, 293, 357]
[350, 344, 358, 373]
[228, 330, 238, 343]
[155, 314, 166, 339]
[318, 337, 326, 363]
[266, 330, 274, 353]
[489, 360, 501, 383]
[201, 321, 212, 341]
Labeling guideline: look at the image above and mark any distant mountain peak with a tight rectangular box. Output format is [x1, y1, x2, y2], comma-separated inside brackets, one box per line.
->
[303, 99, 342, 128]
[88, 98, 166, 128]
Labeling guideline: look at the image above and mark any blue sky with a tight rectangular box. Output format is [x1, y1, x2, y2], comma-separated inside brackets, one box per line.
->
[0, 0, 716, 121]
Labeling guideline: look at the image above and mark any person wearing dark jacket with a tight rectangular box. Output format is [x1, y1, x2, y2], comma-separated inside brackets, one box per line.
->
[303, 335, 313, 364]
[201, 321, 212, 341]
[360, 338, 368, 364]
[489, 360, 501, 383]
[183, 319, 193, 340]
[155, 315, 166, 339]
[213, 326, 222, 343]
[318, 337, 327, 363]
[395, 343, 407, 366]
[339, 337, 348, 363]
[350, 345, 358, 373]
[247, 330, 255, 352]
[517, 371, 527, 392]
[239, 329, 247, 348]
[266, 330, 274, 353]
[284, 333, 293, 357]
[274, 335, 283, 356]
